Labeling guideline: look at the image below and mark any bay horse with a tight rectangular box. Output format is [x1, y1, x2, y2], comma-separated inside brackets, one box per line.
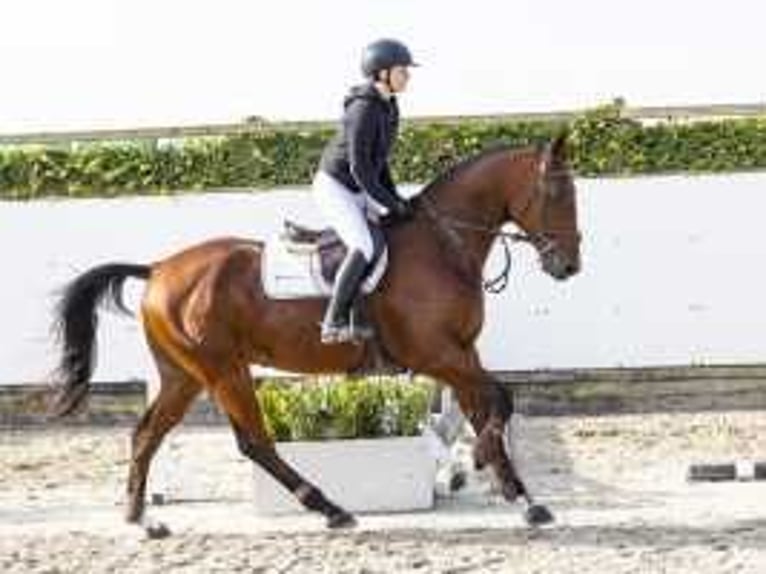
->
[50, 133, 581, 536]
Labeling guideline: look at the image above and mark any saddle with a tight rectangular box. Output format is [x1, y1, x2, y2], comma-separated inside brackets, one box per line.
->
[262, 220, 388, 300]
[281, 220, 346, 285]
[282, 220, 337, 247]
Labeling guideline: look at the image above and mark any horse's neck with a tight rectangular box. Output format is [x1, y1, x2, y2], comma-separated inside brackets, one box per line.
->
[420, 150, 528, 267]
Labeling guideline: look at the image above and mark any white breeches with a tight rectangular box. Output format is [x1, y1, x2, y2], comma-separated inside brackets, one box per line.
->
[312, 171, 386, 262]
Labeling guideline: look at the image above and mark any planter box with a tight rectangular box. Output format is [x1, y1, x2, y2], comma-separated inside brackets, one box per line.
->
[252, 436, 437, 515]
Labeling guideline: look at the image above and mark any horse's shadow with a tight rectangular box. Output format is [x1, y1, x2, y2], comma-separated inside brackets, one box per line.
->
[512, 413, 666, 512]
[343, 517, 766, 551]
[431, 388, 671, 514]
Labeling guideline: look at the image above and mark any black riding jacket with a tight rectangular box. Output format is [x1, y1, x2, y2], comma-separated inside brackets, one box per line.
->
[319, 83, 403, 212]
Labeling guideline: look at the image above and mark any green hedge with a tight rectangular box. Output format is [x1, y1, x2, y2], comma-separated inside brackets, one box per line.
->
[3, 102, 766, 200]
[257, 377, 433, 442]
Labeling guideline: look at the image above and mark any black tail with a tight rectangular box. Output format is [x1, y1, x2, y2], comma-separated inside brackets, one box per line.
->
[50, 263, 151, 417]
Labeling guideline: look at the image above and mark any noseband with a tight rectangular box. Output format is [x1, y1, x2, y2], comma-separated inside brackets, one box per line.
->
[420, 160, 579, 293]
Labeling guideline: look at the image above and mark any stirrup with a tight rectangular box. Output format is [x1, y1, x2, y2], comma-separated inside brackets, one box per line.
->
[320, 321, 372, 345]
[320, 321, 350, 345]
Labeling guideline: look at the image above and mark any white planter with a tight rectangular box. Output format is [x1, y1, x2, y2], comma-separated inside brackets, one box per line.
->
[252, 436, 437, 515]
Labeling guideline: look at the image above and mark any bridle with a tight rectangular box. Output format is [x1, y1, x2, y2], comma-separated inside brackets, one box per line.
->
[511, 158, 580, 258]
[420, 154, 579, 293]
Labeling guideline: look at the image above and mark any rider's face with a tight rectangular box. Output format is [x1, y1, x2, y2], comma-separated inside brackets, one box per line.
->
[387, 66, 411, 93]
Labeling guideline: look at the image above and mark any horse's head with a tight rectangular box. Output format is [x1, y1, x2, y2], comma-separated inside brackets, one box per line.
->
[508, 134, 581, 280]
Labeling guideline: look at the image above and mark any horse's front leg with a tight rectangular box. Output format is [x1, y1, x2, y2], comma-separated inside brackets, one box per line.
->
[426, 350, 554, 526]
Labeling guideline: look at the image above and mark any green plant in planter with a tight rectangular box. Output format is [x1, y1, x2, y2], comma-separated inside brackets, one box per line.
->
[257, 377, 433, 442]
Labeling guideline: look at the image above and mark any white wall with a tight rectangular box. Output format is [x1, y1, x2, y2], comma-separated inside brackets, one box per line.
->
[481, 172, 766, 370]
[2, 172, 766, 384]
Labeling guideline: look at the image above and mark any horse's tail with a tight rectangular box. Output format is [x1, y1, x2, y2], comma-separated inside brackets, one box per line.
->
[50, 263, 151, 417]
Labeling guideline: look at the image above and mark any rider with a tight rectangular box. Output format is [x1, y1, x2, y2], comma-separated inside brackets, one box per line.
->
[313, 38, 417, 344]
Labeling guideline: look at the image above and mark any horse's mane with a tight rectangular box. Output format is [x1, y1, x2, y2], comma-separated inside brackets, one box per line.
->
[417, 143, 535, 200]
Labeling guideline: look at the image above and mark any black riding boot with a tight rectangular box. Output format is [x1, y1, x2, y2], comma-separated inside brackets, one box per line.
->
[321, 250, 373, 344]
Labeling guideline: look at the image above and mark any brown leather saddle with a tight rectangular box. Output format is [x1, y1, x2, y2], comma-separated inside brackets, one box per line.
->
[281, 219, 387, 289]
[281, 220, 347, 285]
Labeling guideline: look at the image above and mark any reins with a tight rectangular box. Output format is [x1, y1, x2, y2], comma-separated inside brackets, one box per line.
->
[420, 196, 528, 294]
[418, 165, 579, 294]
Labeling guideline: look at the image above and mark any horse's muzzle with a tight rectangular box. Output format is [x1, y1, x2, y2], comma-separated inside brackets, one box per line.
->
[541, 249, 580, 280]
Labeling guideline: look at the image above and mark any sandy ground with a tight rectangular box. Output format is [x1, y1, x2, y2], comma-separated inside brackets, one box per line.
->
[2, 412, 766, 573]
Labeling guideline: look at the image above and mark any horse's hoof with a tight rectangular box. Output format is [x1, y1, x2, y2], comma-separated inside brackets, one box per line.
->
[327, 511, 357, 529]
[524, 504, 555, 527]
[144, 521, 172, 539]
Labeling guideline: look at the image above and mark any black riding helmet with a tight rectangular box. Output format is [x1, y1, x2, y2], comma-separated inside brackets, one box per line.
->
[361, 39, 418, 79]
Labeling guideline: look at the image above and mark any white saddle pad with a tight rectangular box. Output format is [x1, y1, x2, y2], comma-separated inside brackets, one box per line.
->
[261, 236, 388, 300]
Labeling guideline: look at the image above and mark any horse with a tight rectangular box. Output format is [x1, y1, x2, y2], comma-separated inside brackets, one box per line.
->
[50, 133, 581, 537]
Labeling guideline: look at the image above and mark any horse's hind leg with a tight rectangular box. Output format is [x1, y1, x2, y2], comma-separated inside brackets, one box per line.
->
[211, 366, 355, 529]
[125, 344, 201, 535]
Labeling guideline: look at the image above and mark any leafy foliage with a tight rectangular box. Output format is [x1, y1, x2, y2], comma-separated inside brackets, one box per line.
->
[3, 102, 766, 199]
[257, 377, 433, 442]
